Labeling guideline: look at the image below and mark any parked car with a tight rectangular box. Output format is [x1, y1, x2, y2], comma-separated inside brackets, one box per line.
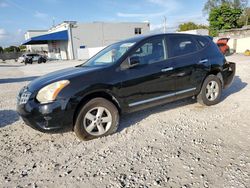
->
[18, 53, 47, 65]
[216, 38, 230, 55]
[17, 34, 235, 140]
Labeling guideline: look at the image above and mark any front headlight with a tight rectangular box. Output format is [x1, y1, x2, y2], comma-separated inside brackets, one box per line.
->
[36, 80, 70, 104]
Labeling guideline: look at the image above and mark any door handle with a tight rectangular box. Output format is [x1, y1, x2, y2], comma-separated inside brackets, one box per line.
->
[198, 59, 208, 64]
[161, 67, 174, 72]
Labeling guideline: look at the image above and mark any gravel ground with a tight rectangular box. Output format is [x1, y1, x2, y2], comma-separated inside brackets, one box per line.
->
[0, 55, 249, 188]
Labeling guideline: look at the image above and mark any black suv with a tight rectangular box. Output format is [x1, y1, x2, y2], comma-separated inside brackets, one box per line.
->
[17, 34, 235, 140]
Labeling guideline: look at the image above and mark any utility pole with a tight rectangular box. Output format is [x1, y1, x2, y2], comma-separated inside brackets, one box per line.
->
[52, 17, 55, 27]
[163, 16, 167, 33]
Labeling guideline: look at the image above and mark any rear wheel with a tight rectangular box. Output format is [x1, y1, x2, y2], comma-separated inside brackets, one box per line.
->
[74, 98, 119, 140]
[197, 75, 222, 106]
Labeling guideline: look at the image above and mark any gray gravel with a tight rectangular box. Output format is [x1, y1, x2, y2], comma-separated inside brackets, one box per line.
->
[0, 55, 249, 188]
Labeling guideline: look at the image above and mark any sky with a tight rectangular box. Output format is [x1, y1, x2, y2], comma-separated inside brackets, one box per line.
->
[0, 0, 210, 47]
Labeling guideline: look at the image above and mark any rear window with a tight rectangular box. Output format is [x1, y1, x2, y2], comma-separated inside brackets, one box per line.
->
[196, 36, 210, 48]
[168, 36, 198, 57]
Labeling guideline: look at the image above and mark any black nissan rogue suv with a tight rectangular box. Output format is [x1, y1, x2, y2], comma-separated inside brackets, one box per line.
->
[17, 34, 235, 140]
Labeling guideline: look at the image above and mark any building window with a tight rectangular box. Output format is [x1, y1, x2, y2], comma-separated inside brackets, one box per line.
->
[135, 28, 142, 35]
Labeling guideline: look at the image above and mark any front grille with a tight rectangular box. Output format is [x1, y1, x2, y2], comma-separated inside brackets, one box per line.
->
[17, 87, 32, 105]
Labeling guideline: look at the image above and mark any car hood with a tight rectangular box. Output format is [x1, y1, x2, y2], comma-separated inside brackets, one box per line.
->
[28, 66, 100, 92]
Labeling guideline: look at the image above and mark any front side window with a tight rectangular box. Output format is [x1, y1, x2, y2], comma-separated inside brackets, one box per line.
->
[83, 41, 136, 67]
[130, 38, 167, 65]
[169, 36, 198, 57]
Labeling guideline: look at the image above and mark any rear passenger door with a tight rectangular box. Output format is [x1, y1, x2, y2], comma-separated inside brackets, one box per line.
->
[166, 35, 208, 97]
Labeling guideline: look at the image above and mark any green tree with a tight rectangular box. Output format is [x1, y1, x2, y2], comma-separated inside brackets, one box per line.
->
[237, 7, 250, 26]
[19, 45, 27, 52]
[209, 3, 243, 36]
[3, 46, 20, 53]
[0, 46, 3, 53]
[203, 0, 248, 13]
[178, 22, 208, 32]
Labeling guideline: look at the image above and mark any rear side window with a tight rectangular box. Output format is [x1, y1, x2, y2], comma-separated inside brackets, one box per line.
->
[196, 36, 209, 48]
[168, 36, 198, 57]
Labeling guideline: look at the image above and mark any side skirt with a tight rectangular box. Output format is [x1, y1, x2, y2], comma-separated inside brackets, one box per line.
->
[127, 87, 196, 113]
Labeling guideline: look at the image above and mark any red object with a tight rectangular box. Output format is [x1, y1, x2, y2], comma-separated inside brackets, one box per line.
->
[217, 38, 230, 55]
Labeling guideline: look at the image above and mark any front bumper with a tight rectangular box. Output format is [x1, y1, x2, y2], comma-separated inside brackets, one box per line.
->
[222, 62, 236, 89]
[16, 88, 74, 133]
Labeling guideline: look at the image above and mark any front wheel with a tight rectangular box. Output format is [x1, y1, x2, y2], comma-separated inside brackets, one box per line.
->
[74, 98, 119, 140]
[197, 75, 222, 106]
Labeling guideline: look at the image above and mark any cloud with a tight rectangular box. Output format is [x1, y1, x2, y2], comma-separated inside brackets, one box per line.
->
[34, 11, 49, 19]
[0, 28, 24, 47]
[0, 28, 8, 40]
[149, 12, 208, 33]
[116, 0, 208, 33]
[147, 0, 180, 10]
[17, 29, 22, 34]
[0, 1, 8, 7]
[170, 13, 208, 26]
[117, 12, 165, 18]
[117, 0, 181, 19]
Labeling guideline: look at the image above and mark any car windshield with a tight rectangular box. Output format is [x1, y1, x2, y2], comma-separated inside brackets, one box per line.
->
[82, 41, 136, 67]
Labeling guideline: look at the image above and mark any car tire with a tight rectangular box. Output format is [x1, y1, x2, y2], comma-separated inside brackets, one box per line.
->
[197, 75, 222, 106]
[74, 98, 119, 140]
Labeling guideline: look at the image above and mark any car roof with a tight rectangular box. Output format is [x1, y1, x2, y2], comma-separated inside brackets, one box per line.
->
[120, 33, 211, 44]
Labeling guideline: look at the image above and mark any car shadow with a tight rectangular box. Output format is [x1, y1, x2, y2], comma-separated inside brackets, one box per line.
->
[0, 76, 38, 84]
[0, 64, 24, 68]
[0, 110, 20, 128]
[118, 75, 247, 133]
[118, 98, 196, 132]
[221, 75, 247, 101]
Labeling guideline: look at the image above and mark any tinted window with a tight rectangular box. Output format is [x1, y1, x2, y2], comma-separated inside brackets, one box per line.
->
[169, 36, 198, 57]
[196, 36, 209, 47]
[131, 38, 167, 65]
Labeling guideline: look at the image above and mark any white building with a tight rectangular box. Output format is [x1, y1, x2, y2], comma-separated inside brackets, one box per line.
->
[177, 29, 209, 36]
[22, 21, 150, 60]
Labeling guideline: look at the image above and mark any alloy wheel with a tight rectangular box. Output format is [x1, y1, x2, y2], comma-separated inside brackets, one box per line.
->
[206, 81, 219, 101]
[83, 107, 112, 136]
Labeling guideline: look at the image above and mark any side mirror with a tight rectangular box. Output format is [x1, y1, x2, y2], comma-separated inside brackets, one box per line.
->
[129, 56, 140, 68]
